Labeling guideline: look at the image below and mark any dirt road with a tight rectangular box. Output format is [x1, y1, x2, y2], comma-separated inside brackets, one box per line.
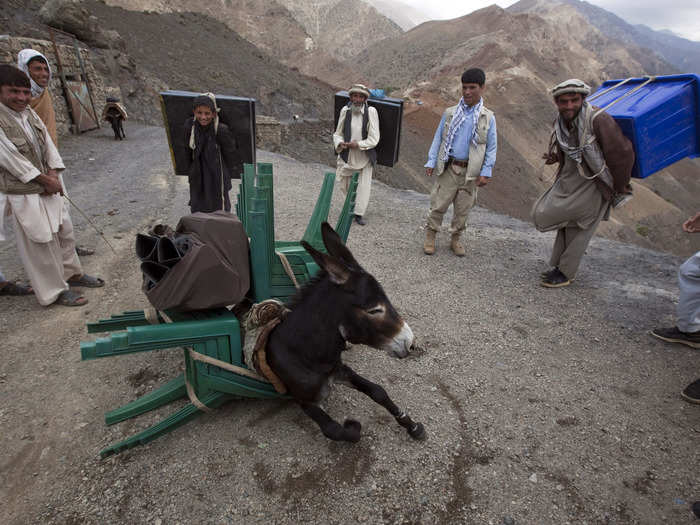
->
[1, 124, 698, 524]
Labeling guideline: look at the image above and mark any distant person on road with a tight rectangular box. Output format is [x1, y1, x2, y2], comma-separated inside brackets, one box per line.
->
[0, 65, 104, 307]
[532, 78, 634, 287]
[18, 48, 94, 257]
[423, 68, 497, 256]
[650, 211, 700, 404]
[333, 83, 380, 226]
[102, 96, 127, 140]
[182, 93, 240, 213]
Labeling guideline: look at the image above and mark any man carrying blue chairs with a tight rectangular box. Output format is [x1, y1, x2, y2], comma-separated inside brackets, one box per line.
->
[533, 78, 635, 288]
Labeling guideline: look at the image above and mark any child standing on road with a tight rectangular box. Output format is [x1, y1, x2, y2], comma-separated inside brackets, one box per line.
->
[182, 93, 240, 213]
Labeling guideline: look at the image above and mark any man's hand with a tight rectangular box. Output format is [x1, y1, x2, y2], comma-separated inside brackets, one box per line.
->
[35, 173, 63, 195]
[425, 167, 434, 177]
[476, 176, 489, 187]
[682, 212, 700, 233]
[346, 141, 359, 149]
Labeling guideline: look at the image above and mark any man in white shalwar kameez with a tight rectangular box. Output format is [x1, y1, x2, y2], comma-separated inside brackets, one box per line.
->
[0, 65, 102, 306]
[333, 83, 379, 226]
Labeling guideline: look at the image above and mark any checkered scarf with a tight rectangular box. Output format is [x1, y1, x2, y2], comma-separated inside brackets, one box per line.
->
[441, 97, 482, 162]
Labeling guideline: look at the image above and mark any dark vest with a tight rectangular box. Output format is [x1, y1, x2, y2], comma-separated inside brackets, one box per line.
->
[340, 103, 377, 167]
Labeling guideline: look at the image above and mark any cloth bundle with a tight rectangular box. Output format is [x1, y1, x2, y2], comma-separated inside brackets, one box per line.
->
[136, 211, 250, 312]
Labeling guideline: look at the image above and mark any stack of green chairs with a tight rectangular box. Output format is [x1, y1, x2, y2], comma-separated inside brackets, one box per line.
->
[236, 162, 358, 303]
[81, 163, 358, 456]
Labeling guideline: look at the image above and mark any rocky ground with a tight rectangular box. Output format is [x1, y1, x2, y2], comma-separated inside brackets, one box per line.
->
[1, 123, 699, 524]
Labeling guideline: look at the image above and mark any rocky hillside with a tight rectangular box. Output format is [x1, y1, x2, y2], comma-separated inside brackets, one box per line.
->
[366, 0, 429, 31]
[102, 0, 401, 86]
[509, 0, 700, 74]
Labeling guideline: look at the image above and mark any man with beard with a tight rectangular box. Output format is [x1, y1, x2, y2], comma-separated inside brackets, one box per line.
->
[532, 79, 634, 288]
[423, 68, 497, 256]
[333, 83, 380, 226]
[0, 65, 104, 306]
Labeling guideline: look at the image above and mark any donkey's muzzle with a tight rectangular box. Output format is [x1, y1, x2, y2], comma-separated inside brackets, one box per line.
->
[387, 321, 414, 358]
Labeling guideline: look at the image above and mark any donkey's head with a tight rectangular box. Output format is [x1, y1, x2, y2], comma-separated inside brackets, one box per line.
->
[300, 223, 414, 358]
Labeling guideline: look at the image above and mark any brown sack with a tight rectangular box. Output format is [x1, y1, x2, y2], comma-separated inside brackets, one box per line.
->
[144, 211, 250, 312]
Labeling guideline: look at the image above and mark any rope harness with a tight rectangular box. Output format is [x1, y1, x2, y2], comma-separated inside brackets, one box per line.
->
[145, 300, 290, 411]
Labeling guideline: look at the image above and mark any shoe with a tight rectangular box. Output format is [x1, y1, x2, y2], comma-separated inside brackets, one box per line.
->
[540, 267, 557, 280]
[423, 229, 436, 255]
[540, 268, 571, 288]
[55, 289, 88, 307]
[66, 274, 105, 288]
[681, 379, 700, 404]
[612, 193, 633, 209]
[354, 215, 367, 226]
[450, 234, 465, 257]
[75, 246, 94, 256]
[650, 327, 700, 349]
[0, 281, 33, 295]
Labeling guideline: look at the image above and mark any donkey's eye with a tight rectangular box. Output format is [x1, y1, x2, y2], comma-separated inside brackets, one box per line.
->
[367, 306, 385, 315]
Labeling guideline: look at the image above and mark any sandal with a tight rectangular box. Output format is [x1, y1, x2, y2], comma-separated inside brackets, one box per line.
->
[55, 289, 88, 307]
[0, 281, 34, 296]
[76, 246, 95, 256]
[67, 274, 105, 288]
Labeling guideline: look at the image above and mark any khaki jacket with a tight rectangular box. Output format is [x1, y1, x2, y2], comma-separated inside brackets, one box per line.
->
[0, 107, 47, 194]
[435, 104, 494, 180]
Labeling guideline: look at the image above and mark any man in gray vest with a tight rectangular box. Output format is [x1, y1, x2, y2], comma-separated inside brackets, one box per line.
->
[532, 79, 634, 288]
[423, 68, 497, 256]
[0, 65, 103, 307]
[333, 83, 379, 226]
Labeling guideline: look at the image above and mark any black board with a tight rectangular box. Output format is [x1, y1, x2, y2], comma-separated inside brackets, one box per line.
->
[333, 91, 403, 167]
[160, 90, 256, 177]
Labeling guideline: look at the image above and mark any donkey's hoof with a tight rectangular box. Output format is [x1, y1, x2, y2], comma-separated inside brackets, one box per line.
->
[343, 419, 362, 442]
[408, 422, 426, 440]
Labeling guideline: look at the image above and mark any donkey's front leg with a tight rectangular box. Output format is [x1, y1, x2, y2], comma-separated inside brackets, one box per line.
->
[338, 365, 426, 440]
[300, 402, 362, 442]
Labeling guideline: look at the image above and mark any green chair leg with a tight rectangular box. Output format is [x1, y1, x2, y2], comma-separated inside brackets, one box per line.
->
[105, 373, 187, 425]
[99, 391, 231, 458]
[302, 172, 335, 249]
[335, 172, 358, 243]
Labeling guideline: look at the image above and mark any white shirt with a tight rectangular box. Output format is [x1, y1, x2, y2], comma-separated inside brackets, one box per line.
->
[333, 104, 380, 170]
[0, 103, 65, 243]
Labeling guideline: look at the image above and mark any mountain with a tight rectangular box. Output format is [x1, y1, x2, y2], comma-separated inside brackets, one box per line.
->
[366, 0, 430, 31]
[102, 0, 401, 87]
[508, 0, 700, 74]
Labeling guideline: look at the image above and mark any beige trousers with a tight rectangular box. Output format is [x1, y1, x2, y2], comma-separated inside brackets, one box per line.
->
[13, 209, 82, 305]
[549, 204, 607, 279]
[426, 163, 477, 234]
[337, 163, 373, 217]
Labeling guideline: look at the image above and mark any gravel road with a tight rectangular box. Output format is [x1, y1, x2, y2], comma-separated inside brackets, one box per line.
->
[1, 124, 698, 525]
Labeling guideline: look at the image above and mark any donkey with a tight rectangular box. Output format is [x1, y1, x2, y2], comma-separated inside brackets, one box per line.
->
[266, 222, 426, 443]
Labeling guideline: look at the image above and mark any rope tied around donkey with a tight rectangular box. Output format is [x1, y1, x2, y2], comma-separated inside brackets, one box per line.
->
[144, 300, 290, 411]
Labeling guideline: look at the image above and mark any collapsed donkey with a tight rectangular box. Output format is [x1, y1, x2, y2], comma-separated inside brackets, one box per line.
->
[266, 223, 426, 442]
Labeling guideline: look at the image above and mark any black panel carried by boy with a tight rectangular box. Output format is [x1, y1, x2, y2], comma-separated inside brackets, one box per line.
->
[160, 90, 255, 214]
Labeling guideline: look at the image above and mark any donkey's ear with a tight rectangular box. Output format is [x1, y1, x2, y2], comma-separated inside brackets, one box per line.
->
[301, 240, 351, 284]
[321, 222, 360, 268]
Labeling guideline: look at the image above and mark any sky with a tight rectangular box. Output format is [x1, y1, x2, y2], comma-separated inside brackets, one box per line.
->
[402, 0, 700, 42]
